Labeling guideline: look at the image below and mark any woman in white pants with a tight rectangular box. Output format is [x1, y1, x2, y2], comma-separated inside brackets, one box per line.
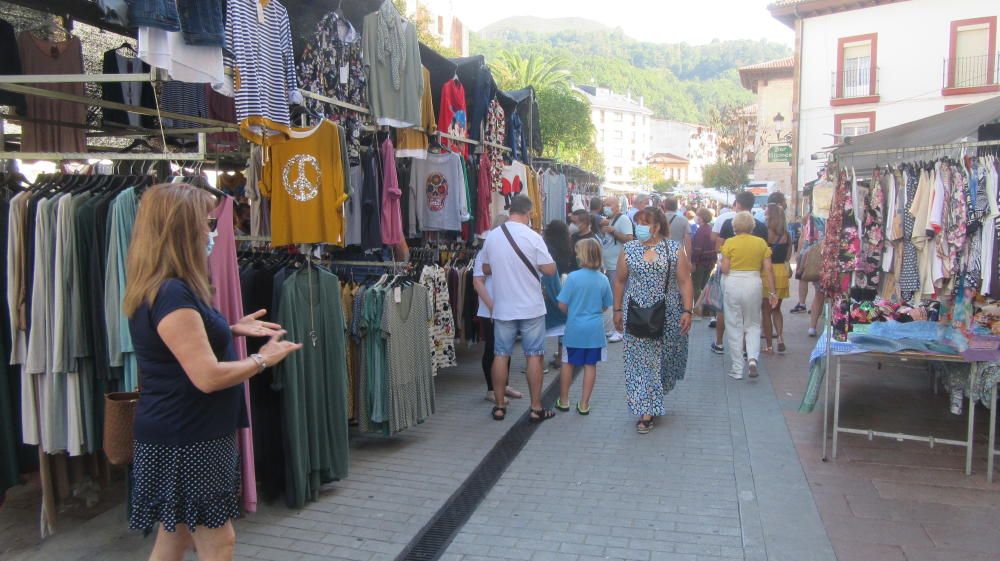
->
[719, 212, 778, 379]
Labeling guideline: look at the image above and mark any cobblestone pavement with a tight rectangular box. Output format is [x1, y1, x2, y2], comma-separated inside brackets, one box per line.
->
[3, 322, 840, 561]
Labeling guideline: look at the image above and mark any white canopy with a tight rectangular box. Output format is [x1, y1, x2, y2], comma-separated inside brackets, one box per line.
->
[832, 95, 1000, 169]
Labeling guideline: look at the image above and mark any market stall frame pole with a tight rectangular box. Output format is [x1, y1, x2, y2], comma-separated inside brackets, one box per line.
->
[990, 383, 998, 482]
[825, 352, 976, 475]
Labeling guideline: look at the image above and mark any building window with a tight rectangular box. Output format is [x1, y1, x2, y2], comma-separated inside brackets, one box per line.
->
[613, 166, 623, 175]
[614, 148, 624, 158]
[834, 112, 876, 140]
[438, 16, 444, 35]
[946, 17, 998, 92]
[614, 112, 623, 122]
[614, 130, 623, 140]
[599, 110, 605, 123]
[835, 33, 878, 102]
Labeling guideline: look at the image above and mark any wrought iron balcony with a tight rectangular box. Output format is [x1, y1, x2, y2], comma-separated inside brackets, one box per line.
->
[943, 53, 1000, 91]
[831, 66, 880, 102]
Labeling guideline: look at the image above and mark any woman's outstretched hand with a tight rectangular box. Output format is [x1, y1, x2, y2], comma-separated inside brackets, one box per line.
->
[232, 309, 283, 338]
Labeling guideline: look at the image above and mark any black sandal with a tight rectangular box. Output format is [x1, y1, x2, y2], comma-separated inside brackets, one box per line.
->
[491, 406, 507, 421]
[528, 408, 556, 423]
[636, 418, 653, 434]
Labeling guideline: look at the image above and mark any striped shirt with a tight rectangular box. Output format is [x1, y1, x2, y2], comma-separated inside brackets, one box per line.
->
[225, 0, 302, 140]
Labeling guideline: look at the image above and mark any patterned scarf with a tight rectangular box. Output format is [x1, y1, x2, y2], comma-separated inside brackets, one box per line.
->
[376, 0, 406, 90]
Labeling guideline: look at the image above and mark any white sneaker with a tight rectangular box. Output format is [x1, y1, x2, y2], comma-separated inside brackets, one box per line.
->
[728, 371, 744, 380]
[608, 332, 624, 343]
[808, 327, 817, 337]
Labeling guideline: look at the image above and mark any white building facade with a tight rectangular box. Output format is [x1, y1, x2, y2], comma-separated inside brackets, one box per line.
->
[577, 85, 654, 188]
[770, 0, 999, 213]
[403, 0, 469, 56]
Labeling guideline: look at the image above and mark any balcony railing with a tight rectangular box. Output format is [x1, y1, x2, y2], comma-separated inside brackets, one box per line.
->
[943, 53, 1000, 90]
[831, 66, 879, 100]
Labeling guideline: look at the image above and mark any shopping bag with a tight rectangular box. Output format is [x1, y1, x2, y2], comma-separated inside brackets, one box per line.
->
[695, 268, 724, 315]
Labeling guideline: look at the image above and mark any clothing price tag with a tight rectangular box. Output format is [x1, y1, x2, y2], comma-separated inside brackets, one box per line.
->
[339, 65, 349, 84]
[393, 286, 401, 304]
[256, 1, 265, 24]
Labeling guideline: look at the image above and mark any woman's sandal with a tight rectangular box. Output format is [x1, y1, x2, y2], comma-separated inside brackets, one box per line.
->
[528, 408, 556, 423]
[576, 402, 590, 415]
[554, 398, 570, 412]
[777, 341, 786, 354]
[636, 418, 653, 434]
[491, 406, 507, 421]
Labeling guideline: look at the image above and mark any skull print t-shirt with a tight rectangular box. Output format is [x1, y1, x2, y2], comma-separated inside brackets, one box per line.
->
[262, 119, 349, 246]
[411, 151, 465, 232]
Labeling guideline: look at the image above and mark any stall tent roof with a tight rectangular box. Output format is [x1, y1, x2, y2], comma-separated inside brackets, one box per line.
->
[832, 94, 1000, 167]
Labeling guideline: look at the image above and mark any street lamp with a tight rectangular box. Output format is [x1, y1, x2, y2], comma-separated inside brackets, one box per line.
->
[773, 112, 785, 140]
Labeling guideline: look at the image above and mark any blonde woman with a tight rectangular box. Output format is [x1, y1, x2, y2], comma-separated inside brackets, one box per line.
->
[555, 238, 613, 415]
[720, 211, 778, 379]
[123, 184, 301, 561]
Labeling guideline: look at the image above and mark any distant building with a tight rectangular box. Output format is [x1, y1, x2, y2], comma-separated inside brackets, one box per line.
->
[402, 0, 469, 56]
[649, 119, 719, 186]
[739, 57, 794, 205]
[647, 152, 690, 184]
[769, 0, 1000, 214]
[577, 85, 654, 188]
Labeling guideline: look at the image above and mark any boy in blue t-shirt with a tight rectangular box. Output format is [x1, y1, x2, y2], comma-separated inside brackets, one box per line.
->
[555, 238, 612, 415]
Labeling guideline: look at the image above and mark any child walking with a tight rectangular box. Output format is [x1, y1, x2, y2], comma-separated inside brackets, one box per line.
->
[556, 238, 612, 415]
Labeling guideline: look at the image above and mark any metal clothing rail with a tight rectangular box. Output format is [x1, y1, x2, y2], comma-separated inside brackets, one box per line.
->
[0, 72, 159, 84]
[0, 131, 208, 162]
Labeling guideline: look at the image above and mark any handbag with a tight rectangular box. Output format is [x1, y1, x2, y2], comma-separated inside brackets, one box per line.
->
[799, 243, 823, 283]
[103, 390, 139, 465]
[625, 248, 672, 339]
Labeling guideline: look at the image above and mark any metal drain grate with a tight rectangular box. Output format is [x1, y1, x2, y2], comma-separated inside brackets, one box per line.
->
[395, 368, 576, 561]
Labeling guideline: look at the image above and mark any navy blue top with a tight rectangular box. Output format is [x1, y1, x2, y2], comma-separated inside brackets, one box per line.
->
[130, 278, 246, 446]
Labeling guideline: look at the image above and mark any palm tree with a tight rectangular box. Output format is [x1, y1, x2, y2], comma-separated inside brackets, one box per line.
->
[490, 51, 574, 92]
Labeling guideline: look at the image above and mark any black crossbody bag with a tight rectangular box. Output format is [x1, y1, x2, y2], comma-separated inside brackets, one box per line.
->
[625, 246, 672, 339]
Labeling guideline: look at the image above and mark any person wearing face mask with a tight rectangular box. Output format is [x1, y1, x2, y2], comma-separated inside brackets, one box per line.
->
[123, 184, 302, 560]
[599, 195, 634, 343]
[612, 207, 694, 434]
[570, 209, 600, 269]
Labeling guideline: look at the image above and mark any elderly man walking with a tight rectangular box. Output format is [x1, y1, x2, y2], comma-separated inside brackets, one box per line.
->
[480, 195, 559, 423]
[600, 195, 634, 343]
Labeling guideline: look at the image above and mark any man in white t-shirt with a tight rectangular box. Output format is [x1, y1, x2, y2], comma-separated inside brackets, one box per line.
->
[481, 195, 558, 422]
[600, 195, 634, 343]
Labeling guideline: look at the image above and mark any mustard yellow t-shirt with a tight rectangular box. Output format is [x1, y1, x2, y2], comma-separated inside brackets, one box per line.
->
[722, 234, 772, 271]
[263, 120, 348, 246]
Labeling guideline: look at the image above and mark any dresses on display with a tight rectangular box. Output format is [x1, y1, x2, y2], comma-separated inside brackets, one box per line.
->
[17, 32, 86, 153]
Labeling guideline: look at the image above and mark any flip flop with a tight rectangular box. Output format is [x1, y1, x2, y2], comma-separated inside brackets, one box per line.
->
[576, 402, 590, 415]
[554, 398, 570, 412]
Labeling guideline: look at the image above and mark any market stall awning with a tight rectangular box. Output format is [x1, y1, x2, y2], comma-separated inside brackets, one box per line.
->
[832, 94, 1000, 168]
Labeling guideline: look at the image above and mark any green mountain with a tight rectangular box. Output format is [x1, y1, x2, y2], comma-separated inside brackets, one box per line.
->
[471, 27, 791, 123]
[478, 16, 613, 38]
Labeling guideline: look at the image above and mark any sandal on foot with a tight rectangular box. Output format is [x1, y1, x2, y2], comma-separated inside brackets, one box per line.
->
[491, 406, 507, 421]
[554, 398, 570, 412]
[505, 387, 524, 399]
[777, 341, 786, 354]
[636, 418, 653, 434]
[529, 408, 556, 423]
[576, 402, 590, 415]
[762, 346, 773, 354]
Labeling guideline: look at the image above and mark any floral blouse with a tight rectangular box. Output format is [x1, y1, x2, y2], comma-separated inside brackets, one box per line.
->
[298, 11, 367, 162]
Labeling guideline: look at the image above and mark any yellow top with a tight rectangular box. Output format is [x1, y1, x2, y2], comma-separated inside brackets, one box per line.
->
[722, 234, 772, 271]
[263, 120, 348, 246]
[526, 168, 544, 231]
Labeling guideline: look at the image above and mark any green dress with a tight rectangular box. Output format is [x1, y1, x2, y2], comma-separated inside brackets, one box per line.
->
[274, 267, 349, 508]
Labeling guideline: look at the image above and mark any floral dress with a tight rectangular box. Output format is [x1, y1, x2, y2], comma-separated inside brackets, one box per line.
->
[622, 240, 688, 417]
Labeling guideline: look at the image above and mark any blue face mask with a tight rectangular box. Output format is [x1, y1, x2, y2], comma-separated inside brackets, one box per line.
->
[206, 232, 217, 256]
[634, 224, 652, 242]
[603, 206, 613, 217]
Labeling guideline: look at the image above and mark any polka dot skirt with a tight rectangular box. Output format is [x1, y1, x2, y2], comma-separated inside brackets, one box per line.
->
[129, 434, 241, 533]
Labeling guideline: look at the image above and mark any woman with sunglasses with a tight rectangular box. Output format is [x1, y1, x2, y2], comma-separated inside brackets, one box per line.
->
[123, 184, 302, 561]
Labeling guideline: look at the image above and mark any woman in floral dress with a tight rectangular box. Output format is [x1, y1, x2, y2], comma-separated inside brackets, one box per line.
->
[613, 208, 694, 434]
